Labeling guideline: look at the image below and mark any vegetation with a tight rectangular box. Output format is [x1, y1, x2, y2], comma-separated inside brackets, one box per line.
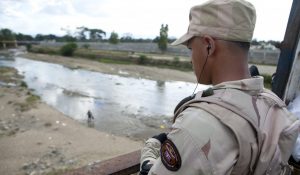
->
[82, 43, 90, 49]
[26, 44, 32, 51]
[20, 81, 28, 88]
[26, 94, 40, 104]
[109, 31, 119, 44]
[0, 28, 16, 48]
[157, 24, 169, 52]
[138, 55, 148, 65]
[261, 73, 272, 89]
[76, 26, 106, 41]
[60, 43, 78, 56]
[0, 27, 281, 50]
[0, 28, 15, 41]
[173, 56, 180, 65]
[15, 94, 40, 112]
[98, 58, 133, 65]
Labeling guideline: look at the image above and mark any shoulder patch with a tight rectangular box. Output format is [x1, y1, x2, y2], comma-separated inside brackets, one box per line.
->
[160, 139, 181, 171]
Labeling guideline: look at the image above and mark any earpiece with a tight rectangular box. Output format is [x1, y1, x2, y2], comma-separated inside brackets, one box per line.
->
[207, 44, 211, 53]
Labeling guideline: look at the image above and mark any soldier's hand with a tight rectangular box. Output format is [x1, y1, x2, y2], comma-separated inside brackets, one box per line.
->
[152, 133, 167, 143]
[139, 160, 153, 175]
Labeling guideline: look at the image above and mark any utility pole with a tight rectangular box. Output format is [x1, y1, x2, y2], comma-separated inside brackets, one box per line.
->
[272, 0, 300, 101]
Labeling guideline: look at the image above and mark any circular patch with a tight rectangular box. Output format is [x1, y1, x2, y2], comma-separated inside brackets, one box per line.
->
[160, 139, 181, 171]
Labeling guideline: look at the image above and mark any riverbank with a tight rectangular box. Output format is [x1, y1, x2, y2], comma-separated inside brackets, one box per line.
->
[22, 52, 197, 83]
[0, 66, 142, 175]
[21, 52, 275, 82]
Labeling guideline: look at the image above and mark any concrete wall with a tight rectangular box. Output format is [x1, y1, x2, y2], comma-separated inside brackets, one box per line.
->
[40, 42, 280, 65]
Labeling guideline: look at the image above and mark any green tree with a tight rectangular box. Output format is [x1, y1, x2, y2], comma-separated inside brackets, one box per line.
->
[16, 33, 34, 41]
[61, 35, 77, 42]
[76, 26, 88, 41]
[0, 28, 15, 41]
[120, 33, 133, 42]
[158, 24, 168, 52]
[35, 34, 45, 41]
[89, 29, 106, 41]
[251, 39, 259, 46]
[76, 27, 106, 41]
[109, 31, 119, 44]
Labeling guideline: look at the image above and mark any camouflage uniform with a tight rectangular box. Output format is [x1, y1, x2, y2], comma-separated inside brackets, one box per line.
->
[140, 0, 299, 174]
[141, 77, 299, 174]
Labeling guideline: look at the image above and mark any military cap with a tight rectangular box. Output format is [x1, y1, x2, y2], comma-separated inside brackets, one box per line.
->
[172, 0, 256, 45]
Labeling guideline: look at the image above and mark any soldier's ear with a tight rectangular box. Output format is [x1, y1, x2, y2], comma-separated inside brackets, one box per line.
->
[203, 35, 215, 56]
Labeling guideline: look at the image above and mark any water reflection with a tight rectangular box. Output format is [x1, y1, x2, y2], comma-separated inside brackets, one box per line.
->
[0, 56, 208, 138]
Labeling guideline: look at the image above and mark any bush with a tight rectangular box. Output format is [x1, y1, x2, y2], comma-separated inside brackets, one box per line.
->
[20, 81, 28, 88]
[26, 44, 31, 51]
[173, 56, 180, 65]
[60, 43, 77, 56]
[109, 32, 119, 44]
[261, 73, 272, 89]
[138, 55, 148, 65]
[82, 44, 90, 49]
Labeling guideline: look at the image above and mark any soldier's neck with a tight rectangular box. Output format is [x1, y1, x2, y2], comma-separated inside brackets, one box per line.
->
[211, 55, 250, 85]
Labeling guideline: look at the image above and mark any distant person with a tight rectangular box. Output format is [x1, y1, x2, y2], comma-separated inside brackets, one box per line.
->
[140, 0, 299, 174]
[87, 110, 94, 121]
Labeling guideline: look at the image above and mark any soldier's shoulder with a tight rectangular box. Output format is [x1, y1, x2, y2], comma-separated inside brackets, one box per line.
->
[175, 107, 224, 133]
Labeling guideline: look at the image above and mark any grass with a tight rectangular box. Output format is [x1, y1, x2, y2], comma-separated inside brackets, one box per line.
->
[261, 73, 272, 89]
[29, 46, 194, 70]
[26, 94, 40, 104]
[0, 67, 14, 74]
[0, 67, 20, 84]
[97, 58, 133, 65]
[29, 45, 274, 88]
[15, 94, 41, 112]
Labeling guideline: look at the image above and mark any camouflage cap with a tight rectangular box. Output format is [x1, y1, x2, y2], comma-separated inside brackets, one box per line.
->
[172, 0, 256, 46]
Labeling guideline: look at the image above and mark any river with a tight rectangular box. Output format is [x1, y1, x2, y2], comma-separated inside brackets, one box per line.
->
[0, 55, 207, 139]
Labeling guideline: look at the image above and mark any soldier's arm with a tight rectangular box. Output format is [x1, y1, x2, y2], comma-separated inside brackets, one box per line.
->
[147, 126, 213, 175]
[142, 110, 214, 175]
[140, 133, 167, 174]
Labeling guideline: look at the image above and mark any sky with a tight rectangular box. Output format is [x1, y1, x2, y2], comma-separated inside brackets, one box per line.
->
[0, 0, 294, 41]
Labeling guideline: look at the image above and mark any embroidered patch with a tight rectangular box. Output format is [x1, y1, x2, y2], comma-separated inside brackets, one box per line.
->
[160, 139, 181, 171]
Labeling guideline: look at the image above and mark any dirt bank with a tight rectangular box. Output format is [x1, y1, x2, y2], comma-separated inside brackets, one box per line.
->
[21, 53, 197, 83]
[21, 53, 275, 80]
[0, 67, 142, 175]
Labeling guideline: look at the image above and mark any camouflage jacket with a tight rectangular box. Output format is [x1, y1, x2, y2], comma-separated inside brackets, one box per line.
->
[141, 77, 299, 175]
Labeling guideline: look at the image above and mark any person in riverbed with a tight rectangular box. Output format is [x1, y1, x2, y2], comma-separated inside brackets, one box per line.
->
[87, 110, 94, 121]
[139, 0, 299, 174]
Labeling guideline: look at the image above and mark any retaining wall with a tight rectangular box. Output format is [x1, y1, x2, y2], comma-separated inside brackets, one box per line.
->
[40, 42, 280, 65]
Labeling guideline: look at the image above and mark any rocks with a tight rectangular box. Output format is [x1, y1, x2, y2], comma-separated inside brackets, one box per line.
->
[22, 147, 77, 175]
[0, 113, 38, 137]
[0, 119, 20, 136]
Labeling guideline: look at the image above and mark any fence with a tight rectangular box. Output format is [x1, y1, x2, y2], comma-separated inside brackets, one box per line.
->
[39, 42, 280, 65]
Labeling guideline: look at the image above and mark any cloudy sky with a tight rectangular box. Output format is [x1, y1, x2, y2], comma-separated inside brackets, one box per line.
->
[0, 0, 293, 41]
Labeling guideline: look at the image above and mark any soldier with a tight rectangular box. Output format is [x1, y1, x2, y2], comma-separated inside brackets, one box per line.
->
[140, 0, 299, 174]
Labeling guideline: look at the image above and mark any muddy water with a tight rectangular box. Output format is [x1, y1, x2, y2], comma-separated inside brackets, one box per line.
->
[0, 56, 208, 139]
